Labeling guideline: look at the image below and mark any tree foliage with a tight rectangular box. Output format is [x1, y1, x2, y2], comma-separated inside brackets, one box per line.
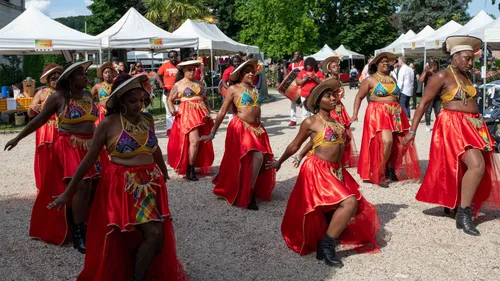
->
[205, 0, 241, 39]
[86, 0, 143, 35]
[397, 0, 471, 32]
[236, 0, 320, 58]
[144, 0, 213, 32]
[55, 16, 88, 32]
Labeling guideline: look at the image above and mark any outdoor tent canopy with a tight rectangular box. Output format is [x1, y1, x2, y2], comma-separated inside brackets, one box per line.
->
[399, 25, 435, 57]
[305, 44, 336, 61]
[468, 17, 500, 49]
[98, 8, 198, 50]
[172, 19, 259, 56]
[0, 7, 101, 54]
[306, 44, 365, 61]
[422, 20, 463, 54]
[334, 45, 365, 60]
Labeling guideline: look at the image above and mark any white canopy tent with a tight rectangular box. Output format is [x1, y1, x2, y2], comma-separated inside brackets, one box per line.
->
[422, 20, 463, 56]
[449, 10, 493, 38]
[399, 25, 435, 57]
[375, 30, 416, 55]
[98, 8, 198, 50]
[172, 19, 259, 56]
[468, 17, 500, 49]
[334, 45, 365, 60]
[305, 44, 336, 61]
[0, 7, 101, 57]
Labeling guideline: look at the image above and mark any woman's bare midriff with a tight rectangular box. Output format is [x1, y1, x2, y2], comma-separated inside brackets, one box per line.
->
[59, 122, 96, 135]
[369, 95, 399, 103]
[180, 96, 204, 102]
[313, 144, 345, 163]
[110, 154, 155, 167]
[443, 100, 479, 114]
[236, 106, 261, 125]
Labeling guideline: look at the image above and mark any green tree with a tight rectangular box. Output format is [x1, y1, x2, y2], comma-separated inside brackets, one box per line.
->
[144, 0, 213, 32]
[236, 0, 319, 58]
[205, 0, 241, 38]
[397, 0, 471, 33]
[55, 16, 88, 32]
[0, 56, 23, 87]
[22, 55, 66, 87]
[86, 0, 143, 35]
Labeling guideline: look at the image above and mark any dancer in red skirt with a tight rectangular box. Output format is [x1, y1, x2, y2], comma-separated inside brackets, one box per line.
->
[404, 36, 500, 236]
[91, 62, 116, 124]
[200, 59, 276, 210]
[5, 61, 103, 253]
[267, 78, 380, 268]
[49, 74, 189, 281]
[167, 60, 214, 181]
[28, 63, 62, 190]
[294, 56, 358, 168]
[353, 52, 421, 187]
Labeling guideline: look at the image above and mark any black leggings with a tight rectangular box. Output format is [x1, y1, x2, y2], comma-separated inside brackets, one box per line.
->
[425, 97, 442, 126]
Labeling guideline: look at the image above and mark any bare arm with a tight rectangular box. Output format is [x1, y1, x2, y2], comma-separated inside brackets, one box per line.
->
[167, 84, 179, 113]
[409, 72, 444, 133]
[211, 87, 235, 134]
[150, 118, 169, 179]
[418, 71, 428, 83]
[297, 140, 313, 160]
[352, 78, 371, 121]
[28, 90, 43, 117]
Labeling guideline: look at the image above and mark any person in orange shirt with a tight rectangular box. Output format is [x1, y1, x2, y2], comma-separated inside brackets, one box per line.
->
[157, 50, 180, 135]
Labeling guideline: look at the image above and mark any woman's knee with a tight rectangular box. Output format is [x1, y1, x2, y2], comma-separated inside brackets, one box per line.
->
[342, 196, 358, 213]
[381, 134, 393, 148]
[465, 150, 486, 176]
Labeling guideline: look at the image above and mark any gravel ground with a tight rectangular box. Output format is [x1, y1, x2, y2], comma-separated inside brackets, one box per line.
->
[0, 88, 499, 281]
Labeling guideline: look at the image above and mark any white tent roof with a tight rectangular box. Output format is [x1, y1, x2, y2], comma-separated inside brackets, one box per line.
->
[450, 10, 493, 37]
[172, 19, 258, 56]
[0, 7, 101, 54]
[98, 8, 198, 50]
[402, 25, 435, 50]
[375, 31, 415, 54]
[467, 17, 500, 49]
[423, 20, 463, 50]
[305, 44, 336, 61]
[334, 45, 365, 59]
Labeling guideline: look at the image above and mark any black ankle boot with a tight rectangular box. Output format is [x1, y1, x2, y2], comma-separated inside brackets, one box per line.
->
[72, 223, 86, 254]
[385, 166, 399, 182]
[247, 193, 259, 210]
[316, 234, 343, 268]
[186, 165, 198, 181]
[456, 206, 480, 236]
[444, 207, 458, 215]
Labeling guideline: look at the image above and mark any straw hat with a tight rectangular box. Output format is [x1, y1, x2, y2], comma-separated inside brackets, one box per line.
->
[56, 61, 92, 85]
[370, 52, 397, 67]
[40, 65, 63, 84]
[230, 58, 258, 81]
[445, 35, 482, 56]
[321, 56, 341, 75]
[106, 74, 148, 108]
[97, 62, 117, 79]
[304, 78, 342, 112]
[177, 60, 201, 70]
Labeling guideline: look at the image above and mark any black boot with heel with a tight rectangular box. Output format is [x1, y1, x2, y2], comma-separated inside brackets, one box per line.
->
[186, 165, 199, 181]
[71, 223, 87, 254]
[316, 234, 343, 268]
[456, 206, 480, 236]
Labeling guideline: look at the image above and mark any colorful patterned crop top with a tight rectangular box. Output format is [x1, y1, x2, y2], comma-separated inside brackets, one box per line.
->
[236, 84, 263, 108]
[440, 66, 476, 105]
[59, 93, 98, 125]
[311, 115, 347, 152]
[107, 114, 158, 158]
[99, 82, 112, 101]
[370, 72, 401, 98]
[179, 82, 206, 98]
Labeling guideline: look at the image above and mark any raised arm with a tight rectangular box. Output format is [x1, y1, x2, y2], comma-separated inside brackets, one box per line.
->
[199, 87, 236, 142]
[352, 79, 371, 121]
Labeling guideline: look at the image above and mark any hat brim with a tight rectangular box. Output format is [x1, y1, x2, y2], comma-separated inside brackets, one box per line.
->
[230, 59, 258, 82]
[304, 78, 341, 113]
[40, 66, 63, 84]
[370, 52, 397, 67]
[445, 35, 483, 55]
[106, 74, 149, 109]
[321, 56, 341, 75]
[56, 61, 92, 85]
[97, 62, 116, 79]
[177, 60, 202, 70]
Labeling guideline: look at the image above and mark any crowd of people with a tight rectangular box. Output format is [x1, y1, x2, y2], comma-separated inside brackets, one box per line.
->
[2, 35, 500, 279]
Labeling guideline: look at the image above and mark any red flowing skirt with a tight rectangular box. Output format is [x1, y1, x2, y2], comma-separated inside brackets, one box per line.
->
[167, 99, 214, 175]
[34, 117, 58, 190]
[330, 102, 358, 168]
[416, 110, 500, 216]
[77, 163, 189, 281]
[95, 104, 106, 126]
[357, 101, 421, 184]
[213, 116, 276, 208]
[282, 155, 380, 255]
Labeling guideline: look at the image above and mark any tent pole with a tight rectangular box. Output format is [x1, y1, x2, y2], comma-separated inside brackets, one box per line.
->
[210, 47, 215, 109]
[483, 42, 487, 115]
[151, 50, 154, 72]
[99, 47, 102, 65]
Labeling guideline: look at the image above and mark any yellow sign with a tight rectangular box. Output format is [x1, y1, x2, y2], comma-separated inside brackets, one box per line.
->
[150, 38, 163, 49]
[35, 39, 53, 51]
[435, 40, 440, 48]
[411, 42, 416, 50]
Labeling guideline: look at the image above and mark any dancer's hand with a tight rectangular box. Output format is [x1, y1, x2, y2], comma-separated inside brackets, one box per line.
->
[48, 192, 70, 211]
[351, 115, 358, 122]
[403, 134, 415, 146]
[292, 156, 302, 168]
[30, 104, 42, 113]
[171, 111, 179, 117]
[199, 135, 214, 143]
[265, 161, 281, 171]
[4, 138, 19, 151]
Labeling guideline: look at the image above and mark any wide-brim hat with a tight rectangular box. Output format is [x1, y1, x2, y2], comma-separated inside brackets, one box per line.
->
[370, 52, 397, 67]
[97, 62, 117, 79]
[322, 56, 341, 75]
[40, 65, 63, 84]
[445, 35, 482, 56]
[177, 60, 201, 70]
[106, 74, 148, 108]
[230, 58, 258, 81]
[56, 61, 92, 85]
[304, 78, 342, 112]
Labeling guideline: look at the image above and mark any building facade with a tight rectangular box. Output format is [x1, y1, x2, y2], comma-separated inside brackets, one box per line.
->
[0, 0, 24, 28]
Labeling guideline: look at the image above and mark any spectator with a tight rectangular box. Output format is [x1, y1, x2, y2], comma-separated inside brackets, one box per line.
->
[396, 57, 414, 119]
[409, 63, 418, 109]
[190, 51, 205, 83]
[157, 50, 180, 135]
[419, 59, 440, 131]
